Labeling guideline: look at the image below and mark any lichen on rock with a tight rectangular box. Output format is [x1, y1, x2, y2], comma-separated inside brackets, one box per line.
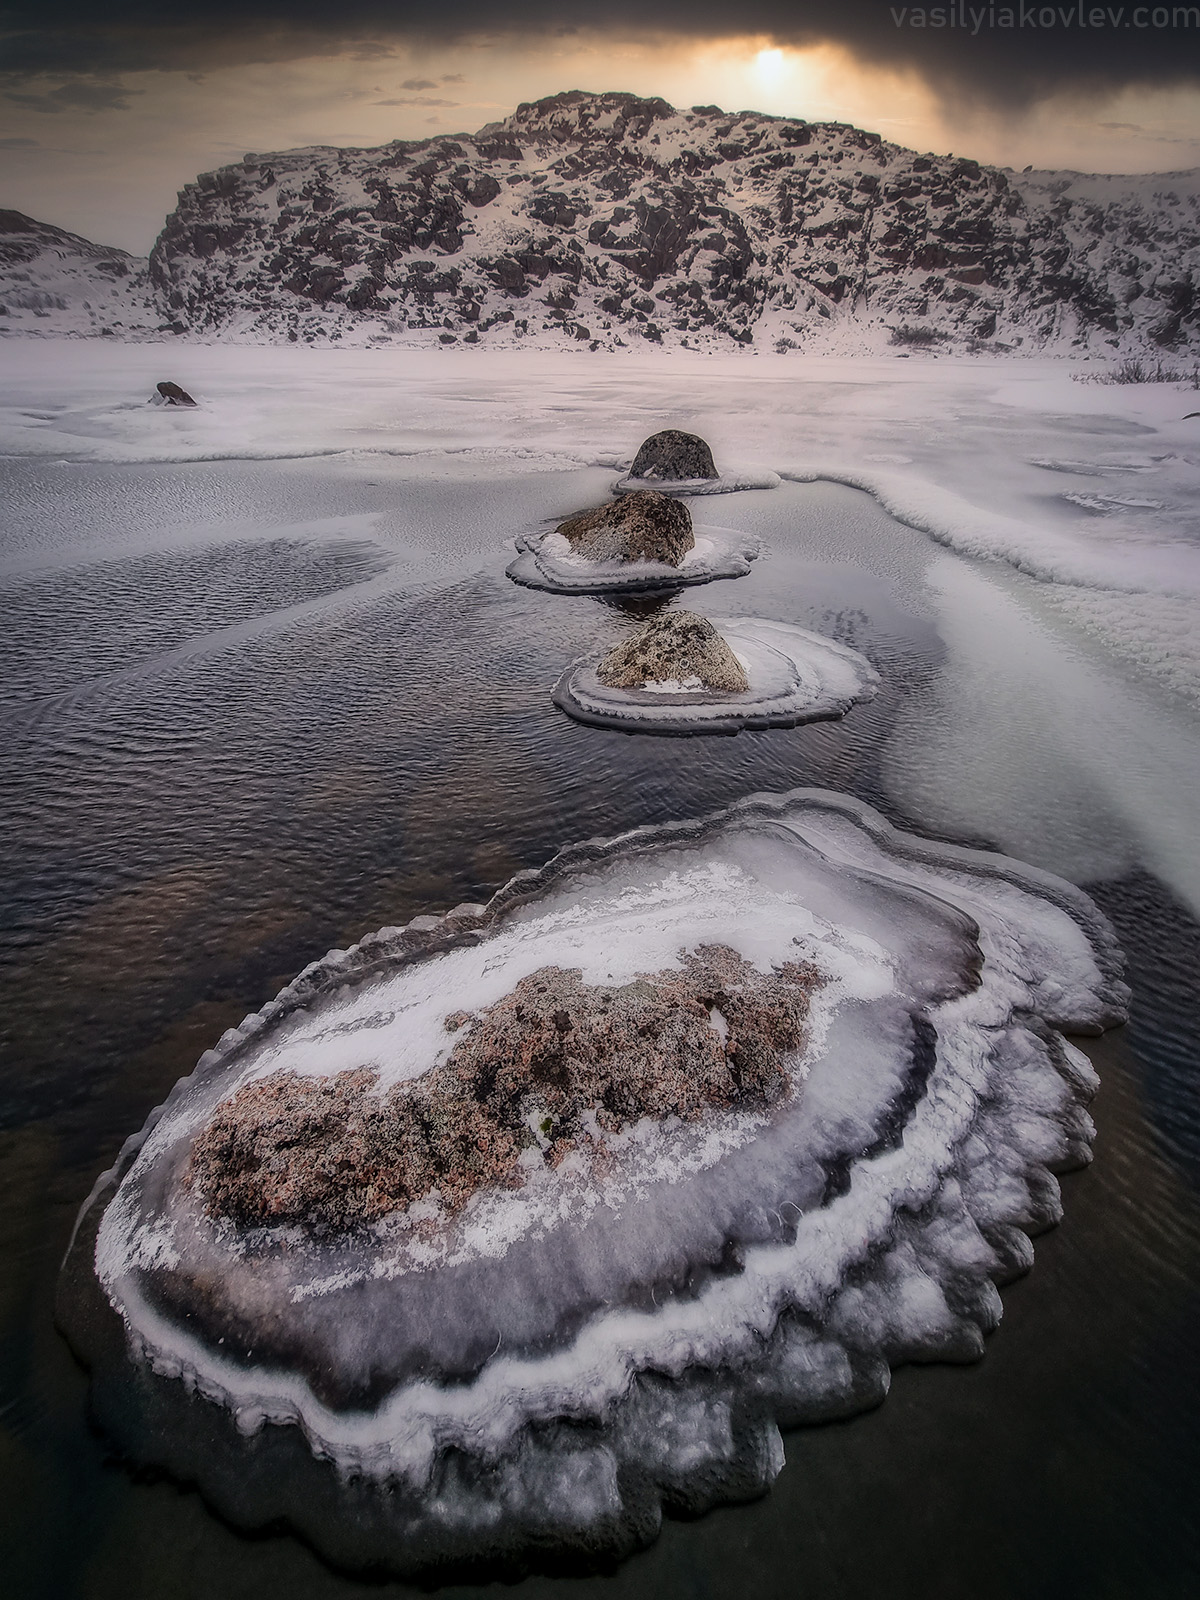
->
[597, 610, 750, 693]
[555, 489, 694, 566]
[629, 430, 718, 481]
[186, 944, 821, 1232]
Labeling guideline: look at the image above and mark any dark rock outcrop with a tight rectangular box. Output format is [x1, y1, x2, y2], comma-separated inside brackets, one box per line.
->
[629, 429, 718, 481]
[156, 380, 195, 405]
[556, 489, 694, 565]
[597, 610, 750, 692]
[135, 93, 1200, 352]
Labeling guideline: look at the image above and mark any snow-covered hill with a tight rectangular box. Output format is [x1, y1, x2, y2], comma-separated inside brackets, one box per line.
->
[7, 92, 1200, 351]
[1012, 168, 1200, 351]
[0, 210, 159, 338]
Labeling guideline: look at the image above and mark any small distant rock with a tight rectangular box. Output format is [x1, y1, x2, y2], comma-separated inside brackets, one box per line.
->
[630, 429, 718, 482]
[156, 380, 196, 405]
[598, 610, 750, 693]
[557, 490, 694, 566]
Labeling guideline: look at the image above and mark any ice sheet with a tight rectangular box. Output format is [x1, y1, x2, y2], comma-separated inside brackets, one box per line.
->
[4, 346, 1195, 698]
[4, 341, 1197, 903]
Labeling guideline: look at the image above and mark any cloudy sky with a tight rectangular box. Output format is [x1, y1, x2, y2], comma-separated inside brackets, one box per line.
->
[3, 2, 1200, 252]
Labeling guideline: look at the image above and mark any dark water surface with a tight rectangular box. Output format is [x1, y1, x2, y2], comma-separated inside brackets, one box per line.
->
[1, 458, 1197, 1598]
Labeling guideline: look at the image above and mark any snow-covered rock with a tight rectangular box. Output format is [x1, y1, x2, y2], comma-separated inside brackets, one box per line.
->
[1014, 169, 1200, 352]
[556, 489, 694, 566]
[0, 209, 157, 338]
[596, 609, 749, 693]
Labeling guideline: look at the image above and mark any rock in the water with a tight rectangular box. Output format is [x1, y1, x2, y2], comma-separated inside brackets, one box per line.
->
[556, 490, 694, 566]
[597, 610, 750, 692]
[630, 430, 718, 482]
[156, 380, 196, 405]
[557, 617, 880, 734]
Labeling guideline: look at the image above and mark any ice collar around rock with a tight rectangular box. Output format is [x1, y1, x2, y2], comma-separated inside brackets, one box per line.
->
[554, 616, 880, 734]
[60, 787, 1128, 1580]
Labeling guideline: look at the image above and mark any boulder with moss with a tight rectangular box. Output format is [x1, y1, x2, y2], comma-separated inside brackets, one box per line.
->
[556, 490, 694, 566]
[597, 610, 750, 692]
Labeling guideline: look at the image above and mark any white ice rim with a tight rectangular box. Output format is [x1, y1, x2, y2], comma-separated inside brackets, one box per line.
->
[612, 468, 782, 497]
[506, 524, 762, 594]
[552, 617, 881, 733]
[82, 787, 1127, 1487]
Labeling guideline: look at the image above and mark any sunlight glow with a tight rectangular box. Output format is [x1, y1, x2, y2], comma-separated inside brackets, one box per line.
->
[754, 48, 786, 88]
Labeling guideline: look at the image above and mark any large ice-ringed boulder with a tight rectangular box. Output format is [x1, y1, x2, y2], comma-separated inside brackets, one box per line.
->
[58, 789, 1126, 1579]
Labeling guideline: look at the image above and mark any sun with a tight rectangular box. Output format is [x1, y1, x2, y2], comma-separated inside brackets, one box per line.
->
[754, 48, 787, 87]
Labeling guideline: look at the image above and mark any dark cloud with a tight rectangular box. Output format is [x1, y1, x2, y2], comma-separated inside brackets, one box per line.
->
[0, 4, 1198, 108]
[400, 76, 438, 88]
[5, 78, 142, 113]
[373, 94, 459, 105]
[0, 133, 39, 144]
[1098, 118, 1199, 143]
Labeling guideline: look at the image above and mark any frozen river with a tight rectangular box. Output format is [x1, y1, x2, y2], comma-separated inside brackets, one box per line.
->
[1, 348, 1197, 1596]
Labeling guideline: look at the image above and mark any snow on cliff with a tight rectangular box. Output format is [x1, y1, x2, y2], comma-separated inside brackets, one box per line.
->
[6, 93, 1200, 351]
[0, 210, 159, 338]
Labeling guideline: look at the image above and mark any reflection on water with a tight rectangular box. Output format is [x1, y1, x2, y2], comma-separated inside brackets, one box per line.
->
[1, 459, 1197, 1599]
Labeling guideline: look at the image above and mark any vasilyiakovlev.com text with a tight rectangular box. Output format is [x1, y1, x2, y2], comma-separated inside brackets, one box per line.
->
[891, 3, 1198, 27]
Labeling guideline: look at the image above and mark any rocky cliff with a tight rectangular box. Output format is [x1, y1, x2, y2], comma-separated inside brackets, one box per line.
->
[8, 92, 1200, 351]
